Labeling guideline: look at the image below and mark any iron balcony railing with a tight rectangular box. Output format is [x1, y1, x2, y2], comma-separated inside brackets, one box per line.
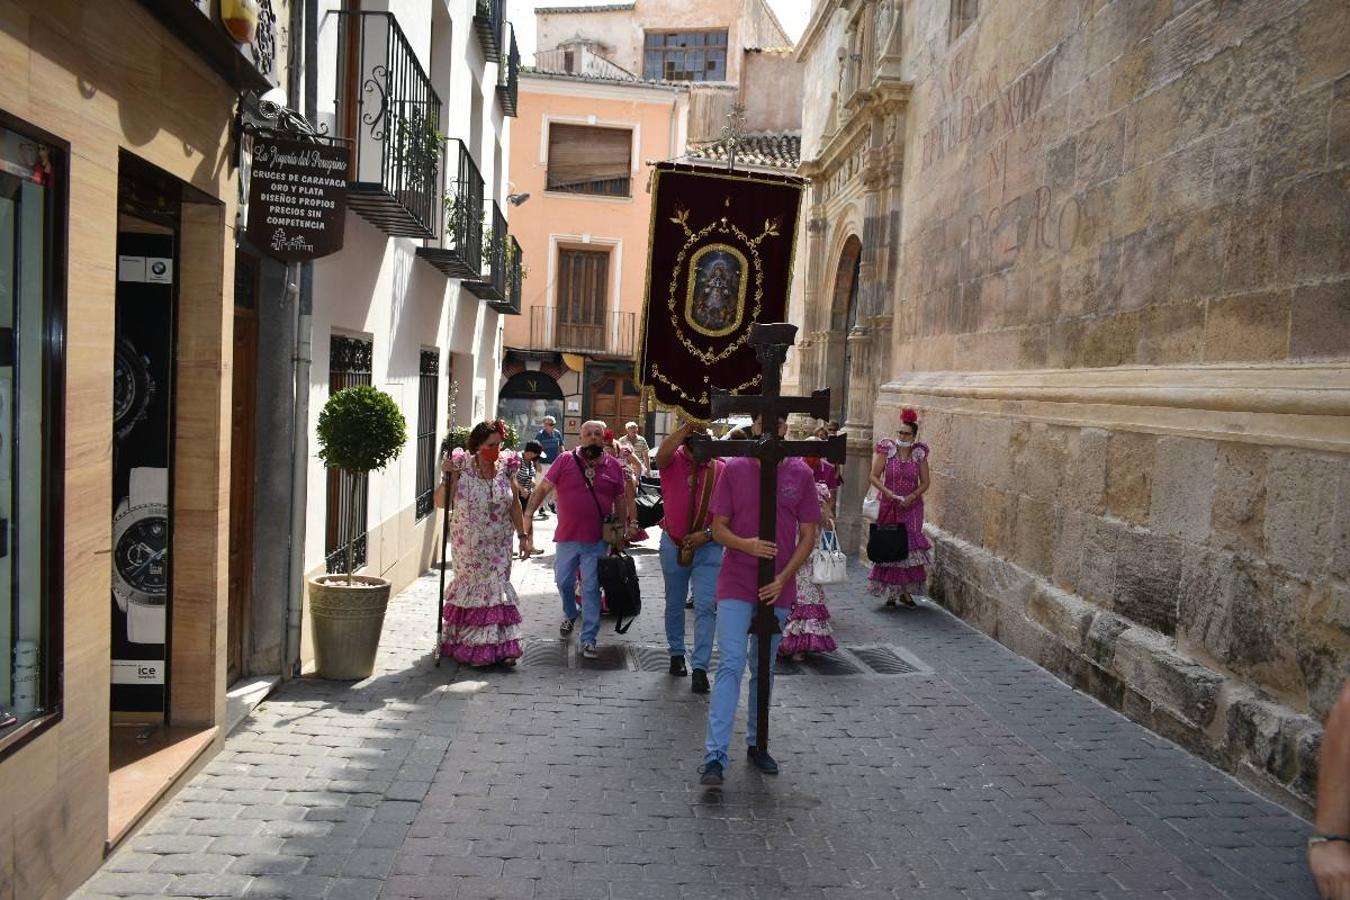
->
[415, 139, 484, 279]
[491, 236, 523, 315]
[464, 201, 507, 304]
[473, 0, 505, 63]
[529, 306, 636, 357]
[497, 24, 519, 117]
[336, 11, 442, 239]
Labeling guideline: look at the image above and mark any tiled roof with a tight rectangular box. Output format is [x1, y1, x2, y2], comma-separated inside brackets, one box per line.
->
[536, 3, 636, 13]
[685, 131, 801, 171]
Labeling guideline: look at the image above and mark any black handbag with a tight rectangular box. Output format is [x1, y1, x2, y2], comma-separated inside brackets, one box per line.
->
[597, 551, 641, 634]
[634, 479, 664, 529]
[867, 523, 909, 563]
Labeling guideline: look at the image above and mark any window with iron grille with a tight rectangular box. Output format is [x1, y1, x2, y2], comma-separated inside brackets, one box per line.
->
[642, 30, 728, 82]
[414, 349, 439, 520]
[325, 335, 373, 574]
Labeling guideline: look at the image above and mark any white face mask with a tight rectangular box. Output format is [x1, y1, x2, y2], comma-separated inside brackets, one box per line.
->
[896, 439, 914, 448]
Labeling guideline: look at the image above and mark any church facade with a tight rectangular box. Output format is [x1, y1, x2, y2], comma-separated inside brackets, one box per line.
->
[794, 0, 1349, 814]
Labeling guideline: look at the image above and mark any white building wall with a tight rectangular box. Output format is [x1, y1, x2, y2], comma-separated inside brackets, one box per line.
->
[302, 0, 514, 622]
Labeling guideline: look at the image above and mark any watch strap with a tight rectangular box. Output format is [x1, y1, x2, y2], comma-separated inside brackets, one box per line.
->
[1308, 833, 1350, 846]
[129, 467, 168, 505]
[126, 600, 166, 644]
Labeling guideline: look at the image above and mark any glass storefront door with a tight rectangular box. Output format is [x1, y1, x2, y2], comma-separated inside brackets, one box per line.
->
[0, 122, 61, 748]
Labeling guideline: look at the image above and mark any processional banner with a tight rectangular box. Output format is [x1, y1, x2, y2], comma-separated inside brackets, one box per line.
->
[636, 162, 805, 422]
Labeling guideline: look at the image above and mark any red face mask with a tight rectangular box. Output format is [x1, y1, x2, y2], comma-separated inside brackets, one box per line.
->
[479, 445, 501, 462]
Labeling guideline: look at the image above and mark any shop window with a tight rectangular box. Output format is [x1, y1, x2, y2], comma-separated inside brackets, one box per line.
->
[546, 124, 632, 197]
[414, 349, 439, 521]
[325, 335, 372, 574]
[0, 120, 65, 754]
[950, 0, 979, 42]
[642, 30, 728, 81]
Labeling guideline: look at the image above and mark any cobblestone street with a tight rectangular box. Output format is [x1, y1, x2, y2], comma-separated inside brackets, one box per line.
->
[76, 521, 1317, 900]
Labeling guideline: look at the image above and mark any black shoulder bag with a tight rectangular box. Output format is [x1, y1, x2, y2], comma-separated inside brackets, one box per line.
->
[581, 456, 641, 633]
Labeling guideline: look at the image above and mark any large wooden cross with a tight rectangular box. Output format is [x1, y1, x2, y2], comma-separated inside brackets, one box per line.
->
[689, 322, 846, 754]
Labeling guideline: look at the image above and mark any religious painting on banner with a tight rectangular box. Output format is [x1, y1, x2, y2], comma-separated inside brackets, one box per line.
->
[636, 162, 804, 422]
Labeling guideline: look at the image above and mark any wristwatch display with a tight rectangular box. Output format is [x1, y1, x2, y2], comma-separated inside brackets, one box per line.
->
[113, 338, 156, 441]
[112, 467, 169, 643]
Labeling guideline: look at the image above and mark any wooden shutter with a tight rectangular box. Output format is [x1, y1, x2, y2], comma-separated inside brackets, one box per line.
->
[557, 249, 609, 352]
[547, 124, 631, 192]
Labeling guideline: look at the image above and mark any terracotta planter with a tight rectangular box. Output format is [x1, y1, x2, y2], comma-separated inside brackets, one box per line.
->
[307, 574, 391, 680]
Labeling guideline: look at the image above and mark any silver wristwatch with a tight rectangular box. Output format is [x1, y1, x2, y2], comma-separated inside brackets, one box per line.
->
[112, 467, 169, 644]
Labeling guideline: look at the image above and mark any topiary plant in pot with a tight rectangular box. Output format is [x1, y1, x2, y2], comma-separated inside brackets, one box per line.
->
[308, 385, 408, 680]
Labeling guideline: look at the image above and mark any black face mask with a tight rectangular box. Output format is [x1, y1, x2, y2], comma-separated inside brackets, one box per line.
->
[580, 444, 603, 460]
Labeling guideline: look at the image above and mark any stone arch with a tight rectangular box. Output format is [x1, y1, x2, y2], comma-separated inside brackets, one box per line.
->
[815, 233, 863, 424]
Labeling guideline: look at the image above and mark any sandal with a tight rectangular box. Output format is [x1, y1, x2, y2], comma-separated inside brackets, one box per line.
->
[501, 657, 518, 667]
[900, 593, 917, 607]
[884, 597, 897, 608]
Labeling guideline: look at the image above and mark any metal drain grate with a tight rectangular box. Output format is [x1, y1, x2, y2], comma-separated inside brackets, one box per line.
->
[520, 640, 568, 668]
[578, 644, 629, 671]
[517, 642, 927, 676]
[850, 645, 921, 675]
[800, 650, 865, 676]
[631, 645, 673, 673]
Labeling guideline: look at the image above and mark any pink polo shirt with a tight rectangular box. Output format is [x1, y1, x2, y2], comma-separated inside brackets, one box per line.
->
[709, 457, 821, 610]
[658, 445, 725, 543]
[545, 449, 627, 543]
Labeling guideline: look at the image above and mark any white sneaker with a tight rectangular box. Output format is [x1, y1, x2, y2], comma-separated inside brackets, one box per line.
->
[581, 643, 599, 659]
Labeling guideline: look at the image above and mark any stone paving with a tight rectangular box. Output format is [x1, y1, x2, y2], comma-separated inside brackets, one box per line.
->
[75, 518, 1318, 899]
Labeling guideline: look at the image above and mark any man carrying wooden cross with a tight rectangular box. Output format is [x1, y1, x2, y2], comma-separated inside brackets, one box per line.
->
[693, 323, 845, 787]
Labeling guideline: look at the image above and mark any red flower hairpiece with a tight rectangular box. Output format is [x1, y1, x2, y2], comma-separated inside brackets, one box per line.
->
[492, 420, 507, 437]
[604, 429, 616, 442]
[901, 408, 919, 425]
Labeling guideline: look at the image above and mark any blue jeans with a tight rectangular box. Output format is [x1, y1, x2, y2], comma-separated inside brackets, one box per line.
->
[554, 540, 608, 644]
[659, 532, 722, 671]
[704, 600, 789, 767]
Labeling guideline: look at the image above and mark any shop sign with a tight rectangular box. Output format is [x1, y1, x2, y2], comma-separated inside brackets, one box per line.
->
[246, 137, 351, 261]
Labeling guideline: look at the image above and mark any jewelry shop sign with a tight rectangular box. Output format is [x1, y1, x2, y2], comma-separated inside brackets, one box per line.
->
[246, 136, 350, 261]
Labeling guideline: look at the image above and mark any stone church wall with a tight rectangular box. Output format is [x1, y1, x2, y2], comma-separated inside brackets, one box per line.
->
[879, 0, 1349, 812]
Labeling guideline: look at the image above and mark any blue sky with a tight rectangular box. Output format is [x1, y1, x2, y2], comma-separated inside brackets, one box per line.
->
[507, 0, 812, 64]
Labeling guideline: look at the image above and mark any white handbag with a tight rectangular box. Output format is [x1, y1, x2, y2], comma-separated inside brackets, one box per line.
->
[811, 530, 848, 584]
[861, 491, 881, 522]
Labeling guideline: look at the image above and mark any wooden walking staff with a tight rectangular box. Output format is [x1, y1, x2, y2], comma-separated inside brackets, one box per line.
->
[689, 323, 846, 754]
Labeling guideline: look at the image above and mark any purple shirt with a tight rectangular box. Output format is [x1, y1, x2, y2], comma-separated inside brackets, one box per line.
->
[807, 458, 840, 492]
[545, 449, 626, 543]
[709, 457, 821, 609]
[658, 445, 725, 542]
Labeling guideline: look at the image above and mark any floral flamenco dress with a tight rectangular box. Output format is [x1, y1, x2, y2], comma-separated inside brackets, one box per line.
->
[867, 440, 934, 605]
[780, 480, 839, 657]
[441, 450, 524, 666]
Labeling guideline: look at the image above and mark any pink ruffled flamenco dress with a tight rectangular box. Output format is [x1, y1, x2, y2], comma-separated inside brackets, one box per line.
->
[442, 449, 524, 666]
[780, 481, 838, 657]
[867, 439, 934, 606]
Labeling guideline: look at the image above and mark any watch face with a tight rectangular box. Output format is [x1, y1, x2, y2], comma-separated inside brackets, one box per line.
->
[114, 514, 169, 600]
[114, 338, 155, 440]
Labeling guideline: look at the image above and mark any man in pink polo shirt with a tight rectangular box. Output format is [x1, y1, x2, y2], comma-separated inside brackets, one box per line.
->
[523, 420, 629, 659]
[699, 417, 820, 786]
[655, 420, 725, 692]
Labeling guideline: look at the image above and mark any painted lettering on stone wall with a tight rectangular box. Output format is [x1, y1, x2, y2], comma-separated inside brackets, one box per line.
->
[920, 55, 1056, 172]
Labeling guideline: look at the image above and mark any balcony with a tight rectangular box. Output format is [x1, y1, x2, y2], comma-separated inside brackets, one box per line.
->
[528, 306, 636, 358]
[415, 139, 484, 279]
[464, 201, 507, 304]
[336, 11, 442, 239]
[497, 24, 520, 117]
[490, 236, 523, 316]
[474, 0, 505, 63]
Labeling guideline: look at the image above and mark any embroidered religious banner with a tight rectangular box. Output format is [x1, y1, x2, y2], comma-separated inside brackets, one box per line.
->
[636, 162, 805, 422]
